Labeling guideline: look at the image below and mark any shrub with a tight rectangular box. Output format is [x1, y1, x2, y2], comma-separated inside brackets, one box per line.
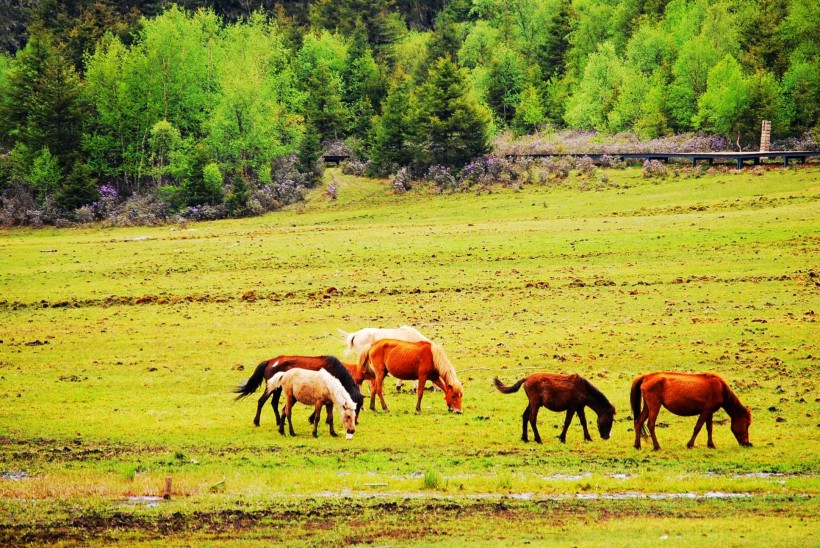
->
[340, 159, 367, 176]
[426, 165, 456, 192]
[390, 167, 412, 193]
[642, 159, 668, 178]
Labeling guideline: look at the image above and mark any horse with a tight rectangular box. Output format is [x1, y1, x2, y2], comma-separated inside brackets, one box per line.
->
[233, 355, 364, 427]
[362, 339, 463, 413]
[265, 368, 357, 439]
[630, 371, 752, 450]
[339, 325, 430, 391]
[493, 373, 616, 444]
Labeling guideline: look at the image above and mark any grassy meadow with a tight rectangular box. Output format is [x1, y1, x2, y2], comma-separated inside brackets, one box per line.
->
[1, 164, 819, 545]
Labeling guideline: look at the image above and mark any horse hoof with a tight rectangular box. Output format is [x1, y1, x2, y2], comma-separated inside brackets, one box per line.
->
[330, 432, 338, 437]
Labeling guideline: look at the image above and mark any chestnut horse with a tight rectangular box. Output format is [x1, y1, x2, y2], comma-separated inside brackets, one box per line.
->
[631, 371, 752, 450]
[266, 368, 357, 439]
[363, 339, 463, 413]
[233, 355, 364, 426]
[494, 373, 615, 444]
[339, 325, 430, 391]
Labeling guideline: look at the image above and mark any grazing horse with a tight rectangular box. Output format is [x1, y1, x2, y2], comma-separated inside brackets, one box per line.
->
[266, 368, 357, 439]
[233, 355, 364, 427]
[631, 371, 752, 450]
[494, 373, 616, 444]
[363, 339, 463, 413]
[339, 326, 430, 390]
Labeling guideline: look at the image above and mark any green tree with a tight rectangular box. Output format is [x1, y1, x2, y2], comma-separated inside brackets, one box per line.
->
[28, 146, 61, 200]
[414, 56, 491, 169]
[694, 54, 750, 145]
[368, 74, 416, 173]
[564, 43, 623, 131]
[484, 47, 528, 124]
[206, 13, 302, 184]
[512, 84, 546, 135]
[0, 31, 85, 171]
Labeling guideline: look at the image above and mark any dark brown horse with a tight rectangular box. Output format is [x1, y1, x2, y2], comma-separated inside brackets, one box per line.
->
[631, 371, 752, 450]
[233, 355, 364, 426]
[363, 339, 463, 413]
[494, 373, 615, 444]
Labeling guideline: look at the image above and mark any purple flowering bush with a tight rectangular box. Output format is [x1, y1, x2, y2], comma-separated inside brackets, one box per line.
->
[642, 159, 668, 178]
[390, 167, 412, 193]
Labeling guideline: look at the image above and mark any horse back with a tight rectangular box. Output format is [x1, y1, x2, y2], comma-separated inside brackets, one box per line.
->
[641, 372, 725, 416]
[370, 339, 434, 381]
[523, 373, 585, 411]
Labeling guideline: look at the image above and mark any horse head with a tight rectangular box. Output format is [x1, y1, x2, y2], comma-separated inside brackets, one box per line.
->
[444, 383, 463, 414]
[597, 406, 616, 440]
[341, 402, 357, 439]
[731, 406, 753, 447]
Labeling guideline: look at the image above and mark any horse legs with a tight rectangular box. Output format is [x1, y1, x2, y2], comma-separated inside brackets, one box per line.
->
[271, 387, 282, 426]
[706, 414, 716, 449]
[634, 401, 650, 449]
[255, 389, 272, 427]
[325, 402, 337, 437]
[687, 411, 712, 449]
[311, 402, 322, 438]
[414, 375, 429, 413]
[646, 404, 662, 450]
[529, 405, 542, 444]
[285, 393, 297, 436]
[372, 371, 389, 412]
[558, 410, 575, 443]
[577, 407, 593, 442]
[521, 405, 530, 442]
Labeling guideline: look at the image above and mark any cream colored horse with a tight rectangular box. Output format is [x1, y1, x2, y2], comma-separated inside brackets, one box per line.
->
[266, 368, 357, 439]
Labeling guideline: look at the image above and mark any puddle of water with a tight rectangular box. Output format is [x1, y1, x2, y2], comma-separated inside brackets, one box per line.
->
[304, 490, 759, 502]
[122, 496, 164, 508]
[542, 473, 593, 481]
[0, 471, 30, 481]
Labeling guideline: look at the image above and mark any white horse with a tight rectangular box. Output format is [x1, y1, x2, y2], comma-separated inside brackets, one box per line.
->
[266, 368, 357, 439]
[338, 325, 430, 391]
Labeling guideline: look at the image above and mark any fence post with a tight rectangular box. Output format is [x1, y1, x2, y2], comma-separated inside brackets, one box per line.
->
[760, 120, 771, 152]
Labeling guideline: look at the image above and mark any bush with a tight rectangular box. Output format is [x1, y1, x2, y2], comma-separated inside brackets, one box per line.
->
[340, 159, 367, 176]
[390, 167, 412, 193]
[642, 159, 668, 178]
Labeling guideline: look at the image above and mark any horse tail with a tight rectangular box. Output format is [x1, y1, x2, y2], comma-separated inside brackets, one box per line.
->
[493, 377, 525, 394]
[630, 375, 648, 439]
[338, 329, 355, 357]
[265, 371, 286, 395]
[233, 360, 269, 401]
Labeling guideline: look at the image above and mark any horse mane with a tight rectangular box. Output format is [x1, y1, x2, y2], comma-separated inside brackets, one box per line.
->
[320, 356, 363, 403]
[319, 368, 356, 410]
[430, 343, 462, 390]
[720, 378, 750, 420]
[581, 376, 615, 414]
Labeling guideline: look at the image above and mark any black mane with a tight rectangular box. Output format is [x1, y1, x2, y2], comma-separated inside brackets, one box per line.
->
[321, 355, 364, 410]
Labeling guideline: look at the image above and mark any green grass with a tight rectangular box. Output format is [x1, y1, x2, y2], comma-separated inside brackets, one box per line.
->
[1, 165, 819, 544]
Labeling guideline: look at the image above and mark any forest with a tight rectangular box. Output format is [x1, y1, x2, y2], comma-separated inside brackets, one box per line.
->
[0, 0, 818, 225]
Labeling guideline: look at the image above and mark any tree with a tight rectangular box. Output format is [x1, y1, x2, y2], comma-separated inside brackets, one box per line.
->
[0, 31, 85, 171]
[368, 74, 415, 174]
[413, 56, 491, 169]
[512, 84, 546, 135]
[28, 147, 61, 201]
[694, 54, 750, 145]
[484, 47, 528, 124]
[564, 43, 623, 131]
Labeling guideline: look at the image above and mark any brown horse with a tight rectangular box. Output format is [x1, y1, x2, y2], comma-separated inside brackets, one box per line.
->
[494, 373, 616, 444]
[363, 339, 463, 413]
[233, 355, 364, 426]
[631, 371, 752, 450]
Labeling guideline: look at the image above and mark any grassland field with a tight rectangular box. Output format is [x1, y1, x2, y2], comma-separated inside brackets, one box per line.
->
[0, 164, 818, 545]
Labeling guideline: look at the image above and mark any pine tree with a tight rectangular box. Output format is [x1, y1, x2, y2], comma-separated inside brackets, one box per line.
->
[414, 56, 491, 169]
[368, 74, 414, 174]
